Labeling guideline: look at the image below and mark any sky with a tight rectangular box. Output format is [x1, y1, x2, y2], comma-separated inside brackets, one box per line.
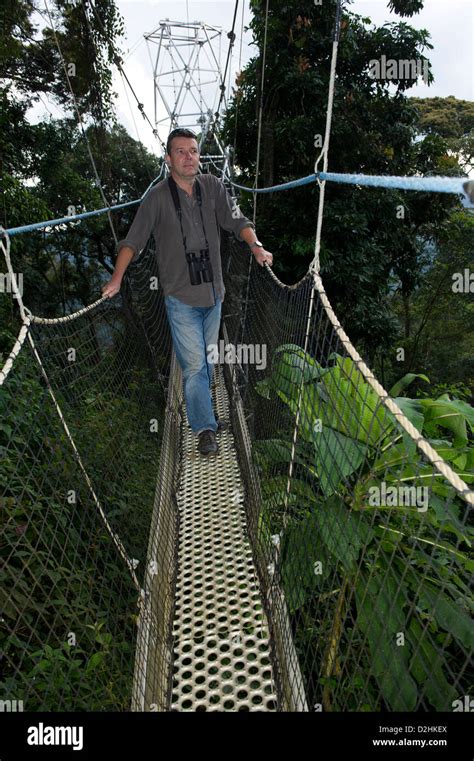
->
[113, 0, 474, 155]
[29, 0, 473, 157]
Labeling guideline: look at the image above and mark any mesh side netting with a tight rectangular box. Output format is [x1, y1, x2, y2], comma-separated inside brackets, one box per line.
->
[0, 241, 179, 711]
[1, 228, 473, 713]
[220, 235, 473, 712]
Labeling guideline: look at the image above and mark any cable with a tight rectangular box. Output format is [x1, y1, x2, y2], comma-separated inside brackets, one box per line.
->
[232, 0, 246, 163]
[252, 0, 270, 225]
[87, 0, 167, 156]
[208, 0, 240, 142]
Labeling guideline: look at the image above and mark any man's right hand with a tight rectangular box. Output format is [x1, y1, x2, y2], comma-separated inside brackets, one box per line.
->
[101, 276, 122, 299]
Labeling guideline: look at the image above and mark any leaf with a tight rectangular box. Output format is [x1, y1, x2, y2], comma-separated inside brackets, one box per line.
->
[253, 438, 317, 479]
[313, 494, 374, 572]
[281, 512, 330, 613]
[262, 476, 315, 505]
[254, 378, 271, 399]
[419, 398, 469, 446]
[253, 438, 292, 465]
[86, 651, 105, 672]
[312, 427, 367, 496]
[443, 398, 474, 433]
[355, 571, 418, 711]
[408, 618, 457, 710]
[372, 437, 417, 474]
[392, 397, 425, 432]
[317, 365, 389, 445]
[389, 373, 430, 397]
[429, 494, 472, 545]
[271, 345, 324, 396]
[418, 585, 474, 650]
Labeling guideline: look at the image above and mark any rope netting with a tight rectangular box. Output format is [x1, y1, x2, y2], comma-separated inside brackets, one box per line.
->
[1, 0, 472, 714]
[0, 234, 178, 710]
[221, 234, 474, 712]
[1, 209, 473, 711]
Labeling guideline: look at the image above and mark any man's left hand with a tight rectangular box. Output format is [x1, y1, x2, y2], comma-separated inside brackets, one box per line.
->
[252, 247, 273, 267]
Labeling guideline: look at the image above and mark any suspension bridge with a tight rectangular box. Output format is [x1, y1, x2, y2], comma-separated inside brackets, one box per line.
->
[1, 0, 473, 713]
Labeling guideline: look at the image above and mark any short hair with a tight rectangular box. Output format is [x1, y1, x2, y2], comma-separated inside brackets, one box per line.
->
[166, 128, 199, 156]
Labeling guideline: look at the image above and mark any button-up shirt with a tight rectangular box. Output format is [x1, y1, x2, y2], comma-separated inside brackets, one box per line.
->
[116, 173, 255, 307]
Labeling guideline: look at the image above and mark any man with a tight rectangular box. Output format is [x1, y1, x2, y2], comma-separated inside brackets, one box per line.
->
[102, 128, 273, 456]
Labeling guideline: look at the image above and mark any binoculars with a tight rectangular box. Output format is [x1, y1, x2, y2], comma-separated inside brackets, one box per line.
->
[186, 248, 214, 286]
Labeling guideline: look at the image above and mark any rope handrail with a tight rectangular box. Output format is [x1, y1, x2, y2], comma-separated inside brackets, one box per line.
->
[5, 200, 140, 237]
[6, 171, 472, 238]
[2, 2, 472, 715]
[232, 172, 473, 200]
[0, 229, 146, 607]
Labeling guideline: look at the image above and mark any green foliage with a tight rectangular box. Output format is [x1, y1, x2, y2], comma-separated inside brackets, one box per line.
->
[24, 623, 132, 711]
[222, 0, 464, 357]
[411, 96, 474, 171]
[0, 0, 125, 122]
[0, 342, 162, 710]
[382, 210, 474, 396]
[255, 343, 473, 710]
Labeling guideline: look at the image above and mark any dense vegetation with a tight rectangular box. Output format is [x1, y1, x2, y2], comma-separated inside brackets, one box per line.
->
[0, 0, 472, 710]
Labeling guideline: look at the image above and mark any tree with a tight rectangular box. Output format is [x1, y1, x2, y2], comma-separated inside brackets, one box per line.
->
[411, 96, 474, 173]
[2, 116, 161, 318]
[221, 0, 466, 360]
[0, 0, 161, 320]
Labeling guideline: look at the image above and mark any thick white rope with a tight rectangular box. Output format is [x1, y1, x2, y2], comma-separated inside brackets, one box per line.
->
[0, 320, 31, 387]
[282, 20, 341, 528]
[280, 2, 473, 532]
[313, 273, 474, 506]
[0, 231, 107, 386]
[252, 0, 270, 227]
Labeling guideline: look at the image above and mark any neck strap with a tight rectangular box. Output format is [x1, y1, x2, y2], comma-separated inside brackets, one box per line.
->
[167, 175, 209, 251]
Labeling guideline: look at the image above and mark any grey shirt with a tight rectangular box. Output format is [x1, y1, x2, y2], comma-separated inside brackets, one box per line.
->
[116, 173, 255, 307]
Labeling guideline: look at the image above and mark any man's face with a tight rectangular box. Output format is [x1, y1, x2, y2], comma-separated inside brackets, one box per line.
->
[166, 137, 200, 179]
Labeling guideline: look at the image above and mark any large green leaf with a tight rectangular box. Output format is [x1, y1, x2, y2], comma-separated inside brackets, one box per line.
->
[389, 373, 430, 398]
[281, 511, 331, 613]
[312, 426, 367, 496]
[428, 494, 473, 545]
[432, 396, 474, 433]
[418, 585, 474, 650]
[392, 397, 425, 432]
[261, 475, 316, 513]
[252, 438, 317, 476]
[318, 364, 390, 445]
[267, 345, 324, 400]
[372, 437, 417, 474]
[313, 494, 374, 572]
[355, 571, 418, 710]
[419, 398, 469, 445]
[408, 618, 457, 710]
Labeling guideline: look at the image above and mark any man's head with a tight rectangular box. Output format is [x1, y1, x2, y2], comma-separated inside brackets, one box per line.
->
[166, 128, 200, 181]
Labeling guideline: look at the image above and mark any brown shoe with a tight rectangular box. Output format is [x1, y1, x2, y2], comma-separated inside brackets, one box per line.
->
[198, 429, 219, 455]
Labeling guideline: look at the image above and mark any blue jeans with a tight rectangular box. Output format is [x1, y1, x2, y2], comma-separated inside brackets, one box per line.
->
[164, 294, 222, 434]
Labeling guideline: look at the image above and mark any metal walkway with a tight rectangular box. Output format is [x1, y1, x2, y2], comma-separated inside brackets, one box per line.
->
[169, 366, 279, 711]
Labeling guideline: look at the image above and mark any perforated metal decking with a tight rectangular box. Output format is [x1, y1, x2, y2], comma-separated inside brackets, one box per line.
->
[170, 366, 279, 711]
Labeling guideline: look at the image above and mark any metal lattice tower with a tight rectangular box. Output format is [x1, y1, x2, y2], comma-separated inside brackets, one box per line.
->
[144, 19, 232, 178]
